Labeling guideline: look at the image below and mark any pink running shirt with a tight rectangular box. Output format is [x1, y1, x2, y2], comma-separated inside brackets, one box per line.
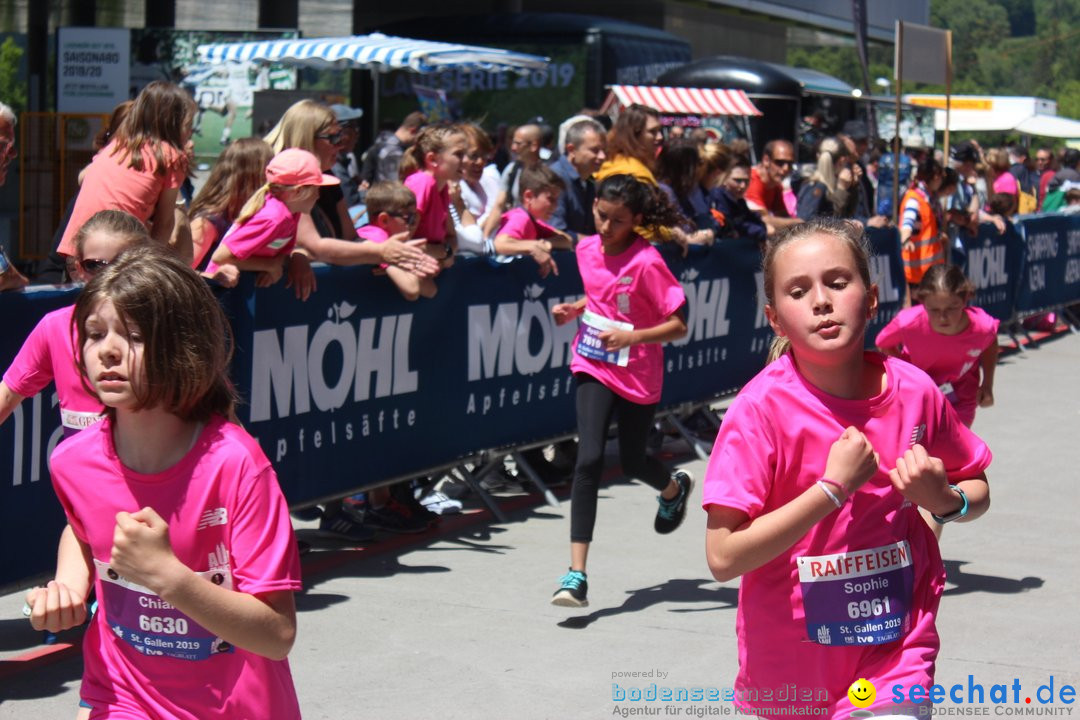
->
[403, 171, 449, 244]
[496, 206, 557, 241]
[57, 141, 186, 256]
[569, 234, 686, 404]
[3, 306, 104, 433]
[50, 415, 302, 719]
[204, 195, 298, 275]
[875, 305, 999, 426]
[702, 353, 991, 718]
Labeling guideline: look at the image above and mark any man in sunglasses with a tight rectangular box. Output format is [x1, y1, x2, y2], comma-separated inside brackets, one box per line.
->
[0, 102, 29, 291]
[745, 139, 803, 235]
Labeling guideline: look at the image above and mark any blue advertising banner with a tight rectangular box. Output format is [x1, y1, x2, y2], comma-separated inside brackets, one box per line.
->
[956, 222, 1027, 321]
[1014, 214, 1080, 314]
[865, 226, 907, 343]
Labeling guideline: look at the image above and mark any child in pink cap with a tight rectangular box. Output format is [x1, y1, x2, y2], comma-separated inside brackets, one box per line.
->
[207, 148, 338, 298]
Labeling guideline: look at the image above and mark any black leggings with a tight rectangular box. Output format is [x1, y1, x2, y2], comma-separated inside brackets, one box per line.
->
[570, 374, 670, 543]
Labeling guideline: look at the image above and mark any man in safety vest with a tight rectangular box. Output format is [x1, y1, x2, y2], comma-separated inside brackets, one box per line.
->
[899, 157, 946, 293]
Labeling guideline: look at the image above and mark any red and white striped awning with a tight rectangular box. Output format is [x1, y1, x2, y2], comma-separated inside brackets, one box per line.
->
[603, 85, 762, 116]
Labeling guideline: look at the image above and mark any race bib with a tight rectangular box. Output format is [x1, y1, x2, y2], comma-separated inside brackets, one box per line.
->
[797, 541, 914, 646]
[575, 310, 634, 367]
[94, 559, 235, 661]
[60, 408, 105, 432]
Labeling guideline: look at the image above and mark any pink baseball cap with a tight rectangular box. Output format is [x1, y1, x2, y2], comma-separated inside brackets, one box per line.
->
[266, 148, 340, 187]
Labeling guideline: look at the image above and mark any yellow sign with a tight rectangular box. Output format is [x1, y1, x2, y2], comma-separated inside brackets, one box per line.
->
[907, 96, 994, 111]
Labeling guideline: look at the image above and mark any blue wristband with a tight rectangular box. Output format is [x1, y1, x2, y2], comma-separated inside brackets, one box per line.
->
[931, 485, 969, 524]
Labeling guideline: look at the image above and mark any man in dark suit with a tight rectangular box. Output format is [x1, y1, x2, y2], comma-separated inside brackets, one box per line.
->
[548, 118, 606, 243]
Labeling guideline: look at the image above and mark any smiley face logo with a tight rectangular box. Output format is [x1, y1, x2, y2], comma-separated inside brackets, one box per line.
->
[848, 678, 876, 708]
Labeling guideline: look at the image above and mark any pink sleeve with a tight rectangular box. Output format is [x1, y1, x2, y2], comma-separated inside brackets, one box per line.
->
[993, 173, 1018, 195]
[404, 173, 434, 214]
[929, 397, 993, 481]
[645, 254, 686, 319]
[223, 212, 281, 260]
[497, 209, 529, 239]
[3, 315, 60, 397]
[702, 395, 776, 516]
[874, 316, 904, 350]
[534, 218, 558, 239]
[228, 464, 302, 595]
[975, 308, 1000, 341]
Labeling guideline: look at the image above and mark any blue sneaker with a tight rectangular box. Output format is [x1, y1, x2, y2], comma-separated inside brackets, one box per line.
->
[551, 569, 589, 607]
[655, 470, 694, 534]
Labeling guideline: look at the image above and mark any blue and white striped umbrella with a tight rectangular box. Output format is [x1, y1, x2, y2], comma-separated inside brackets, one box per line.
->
[197, 33, 549, 74]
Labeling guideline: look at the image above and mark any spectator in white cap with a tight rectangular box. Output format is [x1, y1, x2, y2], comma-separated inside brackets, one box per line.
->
[329, 103, 364, 207]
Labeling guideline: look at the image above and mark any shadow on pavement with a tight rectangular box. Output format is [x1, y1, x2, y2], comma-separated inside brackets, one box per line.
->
[557, 579, 739, 629]
[942, 559, 1044, 596]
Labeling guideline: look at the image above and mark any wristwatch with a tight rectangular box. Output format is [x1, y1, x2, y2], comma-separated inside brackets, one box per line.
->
[931, 485, 969, 524]
[444, 244, 454, 259]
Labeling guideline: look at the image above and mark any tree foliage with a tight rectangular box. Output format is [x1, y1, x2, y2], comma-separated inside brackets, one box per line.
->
[0, 37, 26, 113]
[787, 0, 1080, 125]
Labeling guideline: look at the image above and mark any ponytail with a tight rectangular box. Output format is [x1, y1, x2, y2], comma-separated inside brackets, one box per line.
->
[234, 183, 273, 225]
[398, 125, 463, 181]
[766, 336, 792, 362]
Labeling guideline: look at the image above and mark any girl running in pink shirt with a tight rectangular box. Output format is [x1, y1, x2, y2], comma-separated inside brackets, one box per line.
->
[1, 210, 151, 436]
[25, 245, 302, 719]
[875, 264, 999, 429]
[549, 174, 690, 608]
[703, 219, 992, 719]
[399, 125, 467, 267]
[207, 147, 336, 297]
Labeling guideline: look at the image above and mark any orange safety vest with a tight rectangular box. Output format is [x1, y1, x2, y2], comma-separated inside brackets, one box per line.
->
[900, 184, 944, 285]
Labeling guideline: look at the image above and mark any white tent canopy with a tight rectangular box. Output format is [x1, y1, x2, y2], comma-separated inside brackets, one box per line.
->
[197, 33, 549, 74]
[905, 94, 1080, 139]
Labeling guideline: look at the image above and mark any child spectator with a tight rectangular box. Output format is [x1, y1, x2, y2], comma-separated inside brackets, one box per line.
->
[188, 138, 274, 270]
[57, 81, 195, 263]
[399, 125, 467, 267]
[206, 148, 335, 297]
[358, 182, 436, 301]
[26, 245, 301, 718]
[493, 164, 573, 277]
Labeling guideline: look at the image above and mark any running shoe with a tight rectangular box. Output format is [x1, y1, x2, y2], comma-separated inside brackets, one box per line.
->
[316, 510, 376, 543]
[363, 501, 429, 534]
[551, 568, 589, 607]
[654, 470, 694, 534]
[419, 490, 463, 515]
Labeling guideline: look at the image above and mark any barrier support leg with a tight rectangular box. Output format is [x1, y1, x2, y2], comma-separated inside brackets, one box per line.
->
[456, 461, 509, 523]
[665, 413, 713, 462]
[1007, 320, 1028, 353]
[512, 450, 560, 508]
[1062, 306, 1080, 333]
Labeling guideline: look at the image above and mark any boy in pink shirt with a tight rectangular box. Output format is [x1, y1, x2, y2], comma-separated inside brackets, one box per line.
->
[494, 164, 573, 277]
[704, 220, 991, 719]
[356, 181, 436, 301]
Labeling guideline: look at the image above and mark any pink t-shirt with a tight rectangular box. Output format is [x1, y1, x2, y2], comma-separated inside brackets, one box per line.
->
[496, 206, 557, 241]
[205, 195, 298, 274]
[2, 305, 104, 433]
[50, 415, 302, 719]
[58, 140, 186, 256]
[403, 171, 449, 244]
[875, 305, 999, 426]
[702, 353, 991, 718]
[992, 171, 1018, 195]
[569, 234, 686, 404]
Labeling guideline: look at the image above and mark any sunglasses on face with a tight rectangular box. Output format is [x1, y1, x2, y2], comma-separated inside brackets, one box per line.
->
[317, 131, 344, 145]
[770, 158, 794, 168]
[79, 258, 110, 275]
[389, 212, 419, 225]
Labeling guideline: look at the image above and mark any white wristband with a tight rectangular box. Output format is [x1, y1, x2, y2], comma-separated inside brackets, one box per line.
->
[817, 479, 844, 509]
